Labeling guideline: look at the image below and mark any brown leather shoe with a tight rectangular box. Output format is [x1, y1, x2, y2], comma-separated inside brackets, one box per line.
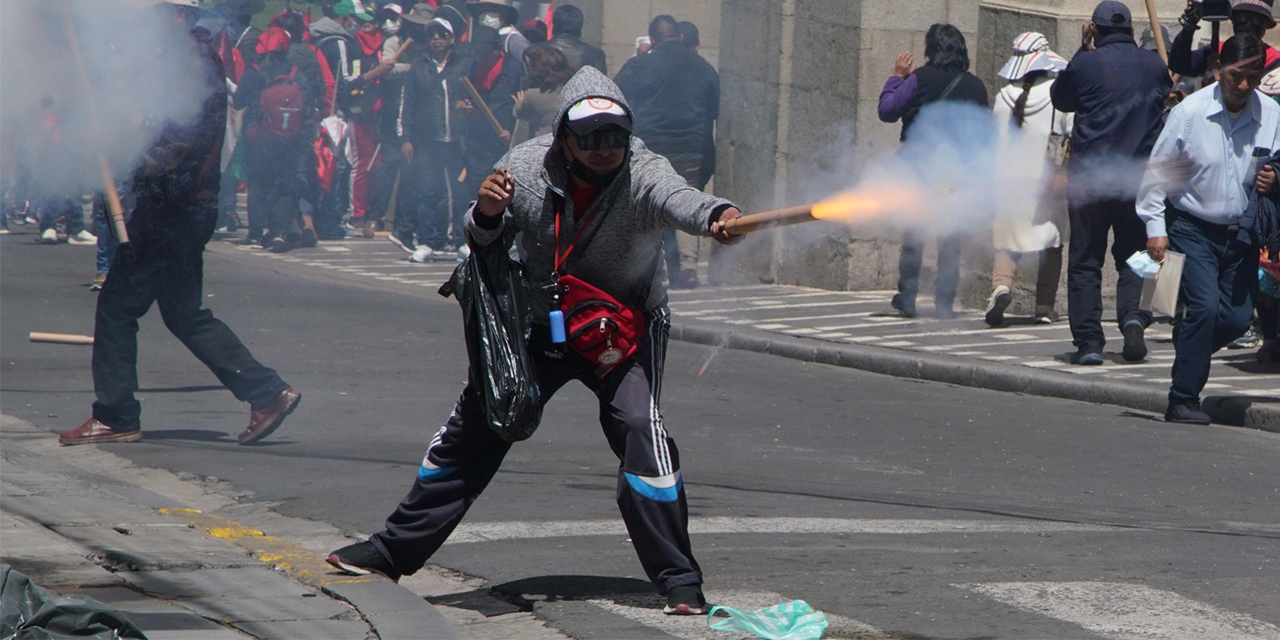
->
[238, 388, 301, 445]
[362, 219, 378, 238]
[59, 418, 142, 446]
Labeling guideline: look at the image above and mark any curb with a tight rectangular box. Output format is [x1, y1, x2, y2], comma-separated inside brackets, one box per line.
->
[0, 416, 462, 640]
[670, 321, 1280, 434]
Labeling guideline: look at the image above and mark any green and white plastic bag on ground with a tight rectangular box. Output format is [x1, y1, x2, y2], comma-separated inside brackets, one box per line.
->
[707, 600, 829, 640]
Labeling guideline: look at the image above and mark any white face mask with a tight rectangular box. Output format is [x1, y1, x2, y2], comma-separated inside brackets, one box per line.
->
[382, 18, 401, 35]
[479, 13, 502, 29]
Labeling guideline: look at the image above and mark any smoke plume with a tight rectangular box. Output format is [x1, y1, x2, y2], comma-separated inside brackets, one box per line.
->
[1, 0, 213, 198]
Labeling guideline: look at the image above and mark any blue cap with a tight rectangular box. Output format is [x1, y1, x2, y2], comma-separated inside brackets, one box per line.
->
[1092, 0, 1133, 28]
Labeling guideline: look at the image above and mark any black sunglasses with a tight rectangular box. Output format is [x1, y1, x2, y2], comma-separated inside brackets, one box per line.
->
[574, 129, 630, 151]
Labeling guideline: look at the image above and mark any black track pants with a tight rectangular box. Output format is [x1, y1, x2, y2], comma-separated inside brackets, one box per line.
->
[370, 308, 703, 594]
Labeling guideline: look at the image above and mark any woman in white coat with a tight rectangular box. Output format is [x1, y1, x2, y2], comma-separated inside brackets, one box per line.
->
[987, 32, 1073, 326]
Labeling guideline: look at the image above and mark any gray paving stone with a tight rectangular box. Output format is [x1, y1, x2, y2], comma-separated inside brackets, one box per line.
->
[179, 594, 354, 623]
[117, 567, 312, 599]
[50, 524, 254, 571]
[232, 618, 373, 640]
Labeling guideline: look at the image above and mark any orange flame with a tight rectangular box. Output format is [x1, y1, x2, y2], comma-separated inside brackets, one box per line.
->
[810, 187, 920, 223]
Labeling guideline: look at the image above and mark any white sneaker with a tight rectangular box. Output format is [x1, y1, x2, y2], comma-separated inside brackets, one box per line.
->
[456, 244, 471, 261]
[39, 228, 58, 244]
[409, 246, 435, 263]
[68, 230, 98, 245]
[984, 285, 1011, 327]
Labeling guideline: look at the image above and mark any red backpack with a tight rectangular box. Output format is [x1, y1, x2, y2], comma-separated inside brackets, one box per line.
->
[255, 67, 305, 140]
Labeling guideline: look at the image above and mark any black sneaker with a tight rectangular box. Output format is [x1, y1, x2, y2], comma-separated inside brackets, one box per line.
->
[326, 541, 401, 581]
[891, 293, 917, 318]
[1165, 399, 1211, 425]
[1121, 321, 1147, 362]
[1071, 349, 1103, 366]
[663, 585, 707, 615]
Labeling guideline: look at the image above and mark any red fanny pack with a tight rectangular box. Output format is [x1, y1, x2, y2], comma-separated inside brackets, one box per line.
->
[558, 274, 643, 368]
[553, 194, 644, 370]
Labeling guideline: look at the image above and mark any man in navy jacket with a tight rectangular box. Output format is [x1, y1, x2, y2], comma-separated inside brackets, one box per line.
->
[1051, 0, 1172, 366]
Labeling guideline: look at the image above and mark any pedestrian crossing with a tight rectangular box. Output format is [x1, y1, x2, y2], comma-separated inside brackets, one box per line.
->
[215, 237, 1280, 400]
[429, 516, 1280, 640]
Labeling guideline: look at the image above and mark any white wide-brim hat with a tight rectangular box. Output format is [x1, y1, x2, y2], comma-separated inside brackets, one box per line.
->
[998, 32, 1068, 81]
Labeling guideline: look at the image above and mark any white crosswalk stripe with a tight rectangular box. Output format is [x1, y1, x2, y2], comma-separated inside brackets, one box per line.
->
[958, 582, 1280, 640]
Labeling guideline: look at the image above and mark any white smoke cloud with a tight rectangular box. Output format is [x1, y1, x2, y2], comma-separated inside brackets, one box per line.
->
[0, 0, 214, 198]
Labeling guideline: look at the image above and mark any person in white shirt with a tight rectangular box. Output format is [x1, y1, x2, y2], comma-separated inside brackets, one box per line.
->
[1137, 34, 1280, 424]
[988, 32, 1073, 327]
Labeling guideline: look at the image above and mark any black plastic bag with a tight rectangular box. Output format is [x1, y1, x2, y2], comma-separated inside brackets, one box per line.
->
[440, 244, 542, 442]
[1, 563, 147, 640]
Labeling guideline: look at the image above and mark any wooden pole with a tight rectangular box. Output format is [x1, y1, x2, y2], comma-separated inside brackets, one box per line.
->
[460, 76, 507, 138]
[1143, 0, 1168, 63]
[361, 38, 414, 82]
[723, 204, 816, 235]
[30, 332, 95, 346]
[59, 7, 129, 244]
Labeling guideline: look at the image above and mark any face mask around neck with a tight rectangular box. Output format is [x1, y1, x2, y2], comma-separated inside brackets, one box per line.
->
[569, 157, 622, 188]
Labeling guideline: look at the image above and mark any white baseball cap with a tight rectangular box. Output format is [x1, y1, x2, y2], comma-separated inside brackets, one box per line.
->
[565, 97, 631, 135]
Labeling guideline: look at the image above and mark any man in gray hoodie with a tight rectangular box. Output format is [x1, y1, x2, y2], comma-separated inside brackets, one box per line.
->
[327, 67, 741, 615]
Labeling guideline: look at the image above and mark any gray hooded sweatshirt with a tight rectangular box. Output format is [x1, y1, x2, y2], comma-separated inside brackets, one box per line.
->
[465, 66, 736, 323]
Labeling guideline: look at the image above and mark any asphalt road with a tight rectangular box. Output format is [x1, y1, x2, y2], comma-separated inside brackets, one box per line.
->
[4, 230, 1279, 640]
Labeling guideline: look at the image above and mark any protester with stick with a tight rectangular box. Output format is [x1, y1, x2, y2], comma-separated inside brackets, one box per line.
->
[1138, 34, 1280, 424]
[60, 0, 299, 446]
[327, 66, 741, 616]
[390, 14, 471, 262]
[456, 25, 517, 257]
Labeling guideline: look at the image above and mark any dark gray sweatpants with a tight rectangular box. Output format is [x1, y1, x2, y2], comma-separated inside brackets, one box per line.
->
[369, 308, 703, 594]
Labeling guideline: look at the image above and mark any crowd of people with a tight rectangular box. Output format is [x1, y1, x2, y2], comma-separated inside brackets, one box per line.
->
[879, 0, 1280, 425]
[2, 0, 721, 285]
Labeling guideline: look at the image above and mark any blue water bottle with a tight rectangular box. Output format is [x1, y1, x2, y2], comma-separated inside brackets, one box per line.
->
[549, 309, 566, 343]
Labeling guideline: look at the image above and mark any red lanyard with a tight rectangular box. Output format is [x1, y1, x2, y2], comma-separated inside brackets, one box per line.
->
[553, 198, 600, 273]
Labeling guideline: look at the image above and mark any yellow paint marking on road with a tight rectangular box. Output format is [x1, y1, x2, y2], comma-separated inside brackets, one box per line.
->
[159, 508, 377, 586]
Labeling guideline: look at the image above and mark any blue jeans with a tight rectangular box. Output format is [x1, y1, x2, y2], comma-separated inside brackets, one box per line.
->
[93, 185, 133, 275]
[1167, 212, 1258, 402]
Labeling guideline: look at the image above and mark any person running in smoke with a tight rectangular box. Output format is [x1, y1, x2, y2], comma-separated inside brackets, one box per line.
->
[60, 0, 300, 446]
[327, 66, 742, 616]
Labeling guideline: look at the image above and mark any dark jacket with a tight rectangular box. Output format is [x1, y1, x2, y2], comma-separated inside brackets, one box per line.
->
[1051, 33, 1172, 166]
[614, 41, 719, 159]
[549, 33, 606, 74]
[130, 38, 227, 249]
[1245, 150, 1280, 255]
[897, 65, 989, 142]
[309, 18, 359, 114]
[395, 47, 472, 144]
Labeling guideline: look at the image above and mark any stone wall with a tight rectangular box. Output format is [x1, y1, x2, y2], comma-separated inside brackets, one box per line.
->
[568, 0, 723, 75]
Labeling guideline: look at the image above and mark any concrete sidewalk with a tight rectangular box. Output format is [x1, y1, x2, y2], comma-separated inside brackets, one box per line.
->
[0, 415, 459, 640]
[665, 285, 1280, 432]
